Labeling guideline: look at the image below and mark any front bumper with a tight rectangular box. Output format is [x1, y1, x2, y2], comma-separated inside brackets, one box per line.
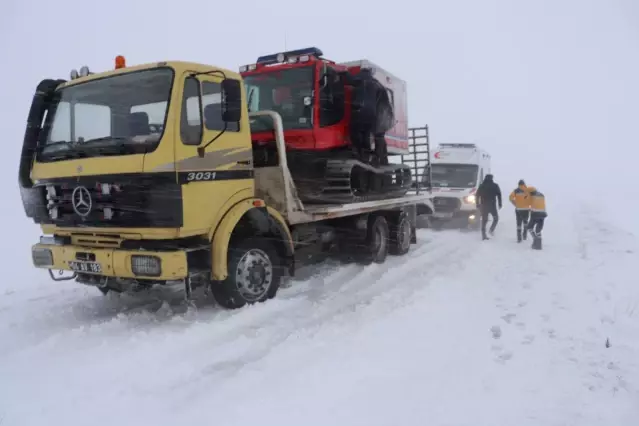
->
[31, 241, 188, 280]
[432, 208, 478, 220]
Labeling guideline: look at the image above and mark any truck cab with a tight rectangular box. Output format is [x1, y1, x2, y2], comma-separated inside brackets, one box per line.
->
[20, 59, 251, 236]
[428, 143, 491, 229]
[20, 58, 300, 308]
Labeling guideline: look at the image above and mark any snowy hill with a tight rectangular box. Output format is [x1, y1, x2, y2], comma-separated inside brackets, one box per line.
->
[2, 0, 639, 425]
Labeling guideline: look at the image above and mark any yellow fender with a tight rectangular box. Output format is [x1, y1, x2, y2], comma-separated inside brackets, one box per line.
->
[211, 199, 294, 281]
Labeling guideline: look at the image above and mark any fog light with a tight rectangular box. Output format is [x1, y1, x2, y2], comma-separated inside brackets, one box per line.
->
[131, 255, 161, 277]
[469, 214, 476, 220]
[32, 248, 53, 267]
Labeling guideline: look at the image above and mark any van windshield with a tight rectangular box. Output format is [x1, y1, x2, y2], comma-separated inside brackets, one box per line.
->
[431, 164, 479, 188]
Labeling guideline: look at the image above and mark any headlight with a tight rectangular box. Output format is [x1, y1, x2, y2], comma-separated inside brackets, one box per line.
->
[464, 195, 476, 204]
[131, 255, 162, 277]
[32, 248, 53, 267]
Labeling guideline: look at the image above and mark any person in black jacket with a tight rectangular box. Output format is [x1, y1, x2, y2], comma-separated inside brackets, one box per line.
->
[340, 68, 392, 166]
[475, 174, 502, 240]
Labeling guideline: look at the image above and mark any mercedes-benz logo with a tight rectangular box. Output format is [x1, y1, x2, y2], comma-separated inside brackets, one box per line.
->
[71, 186, 92, 217]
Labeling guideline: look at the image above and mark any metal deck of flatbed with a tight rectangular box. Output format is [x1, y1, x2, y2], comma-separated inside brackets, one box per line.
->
[288, 194, 433, 225]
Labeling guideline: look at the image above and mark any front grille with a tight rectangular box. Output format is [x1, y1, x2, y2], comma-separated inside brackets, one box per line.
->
[433, 196, 461, 213]
[38, 176, 182, 228]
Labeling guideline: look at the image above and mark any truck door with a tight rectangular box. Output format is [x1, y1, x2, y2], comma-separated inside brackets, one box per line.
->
[174, 71, 254, 235]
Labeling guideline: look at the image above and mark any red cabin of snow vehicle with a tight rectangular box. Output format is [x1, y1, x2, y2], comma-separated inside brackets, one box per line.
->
[239, 47, 409, 154]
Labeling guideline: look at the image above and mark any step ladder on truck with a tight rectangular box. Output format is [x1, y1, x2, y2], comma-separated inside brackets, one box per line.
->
[21, 55, 435, 310]
[398, 125, 433, 227]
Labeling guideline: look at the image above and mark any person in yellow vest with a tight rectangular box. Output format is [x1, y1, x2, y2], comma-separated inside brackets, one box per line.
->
[509, 179, 530, 243]
[525, 186, 547, 250]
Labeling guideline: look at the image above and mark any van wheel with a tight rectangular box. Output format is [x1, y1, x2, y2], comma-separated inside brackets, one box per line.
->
[357, 214, 390, 265]
[389, 212, 412, 256]
[211, 237, 282, 309]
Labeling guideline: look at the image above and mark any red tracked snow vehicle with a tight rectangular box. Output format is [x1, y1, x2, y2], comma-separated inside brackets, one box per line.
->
[239, 47, 412, 204]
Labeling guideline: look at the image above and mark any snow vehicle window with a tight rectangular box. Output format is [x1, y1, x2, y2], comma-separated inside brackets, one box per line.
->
[431, 164, 479, 188]
[243, 66, 314, 132]
[319, 67, 345, 127]
[38, 68, 174, 161]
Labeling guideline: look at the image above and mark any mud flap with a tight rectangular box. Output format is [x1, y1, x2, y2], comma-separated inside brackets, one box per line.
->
[406, 204, 418, 244]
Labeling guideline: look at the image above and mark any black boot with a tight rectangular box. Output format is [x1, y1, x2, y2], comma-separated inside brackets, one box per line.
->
[532, 236, 542, 250]
[517, 229, 522, 243]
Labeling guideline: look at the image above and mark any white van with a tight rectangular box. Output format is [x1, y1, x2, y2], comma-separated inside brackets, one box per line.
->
[429, 143, 491, 229]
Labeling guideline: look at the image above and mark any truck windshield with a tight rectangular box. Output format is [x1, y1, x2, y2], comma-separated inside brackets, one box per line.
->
[431, 164, 479, 188]
[39, 68, 174, 161]
[243, 66, 314, 133]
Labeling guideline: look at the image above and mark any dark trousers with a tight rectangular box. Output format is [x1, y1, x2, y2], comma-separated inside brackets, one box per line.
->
[373, 133, 389, 165]
[528, 214, 545, 250]
[350, 119, 373, 161]
[515, 210, 530, 241]
[480, 205, 499, 237]
[528, 216, 545, 237]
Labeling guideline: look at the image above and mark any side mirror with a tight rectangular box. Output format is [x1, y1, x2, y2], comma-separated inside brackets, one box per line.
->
[221, 78, 242, 123]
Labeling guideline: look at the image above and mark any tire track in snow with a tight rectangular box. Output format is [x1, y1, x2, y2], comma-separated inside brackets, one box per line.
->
[147, 229, 483, 392]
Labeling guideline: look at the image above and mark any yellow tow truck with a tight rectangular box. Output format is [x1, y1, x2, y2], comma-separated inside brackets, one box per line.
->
[19, 56, 433, 309]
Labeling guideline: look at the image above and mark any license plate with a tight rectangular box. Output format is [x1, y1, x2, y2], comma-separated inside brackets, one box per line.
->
[68, 261, 102, 273]
[434, 212, 453, 218]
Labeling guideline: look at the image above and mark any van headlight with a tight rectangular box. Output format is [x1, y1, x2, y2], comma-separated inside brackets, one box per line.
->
[131, 255, 162, 277]
[464, 195, 476, 204]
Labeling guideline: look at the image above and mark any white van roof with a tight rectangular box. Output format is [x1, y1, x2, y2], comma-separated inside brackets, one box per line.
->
[432, 143, 490, 165]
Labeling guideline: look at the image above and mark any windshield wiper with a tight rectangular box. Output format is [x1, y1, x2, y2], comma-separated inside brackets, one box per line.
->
[82, 136, 130, 145]
[41, 140, 79, 151]
[81, 136, 147, 156]
[39, 140, 85, 159]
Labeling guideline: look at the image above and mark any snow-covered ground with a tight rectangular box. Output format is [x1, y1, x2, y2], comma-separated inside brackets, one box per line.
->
[1, 199, 638, 426]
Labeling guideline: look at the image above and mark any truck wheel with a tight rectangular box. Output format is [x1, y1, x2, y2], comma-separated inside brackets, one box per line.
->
[211, 237, 282, 309]
[389, 212, 412, 256]
[358, 214, 390, 265]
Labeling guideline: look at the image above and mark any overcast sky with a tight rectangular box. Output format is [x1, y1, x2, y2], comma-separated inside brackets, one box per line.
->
[2, 0, 638, 236]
